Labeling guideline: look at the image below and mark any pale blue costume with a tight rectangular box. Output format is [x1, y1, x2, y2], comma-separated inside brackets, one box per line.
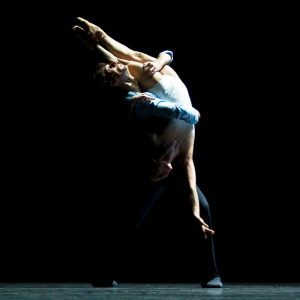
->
[125, 50, 199, 125]
[125, 90, 199, 125]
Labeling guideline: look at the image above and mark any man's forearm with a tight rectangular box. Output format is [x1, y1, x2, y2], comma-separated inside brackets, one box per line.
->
[126, 91, 200, 124]
[98, 33, 156, 62]
[95, 44, 118, 63]
[98, 31, 172, 65]
[75, 17, 157, 62]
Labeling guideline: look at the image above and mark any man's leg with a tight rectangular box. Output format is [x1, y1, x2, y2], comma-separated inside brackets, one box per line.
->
[90, 202, 119, 287]
[135, 180, 167, 228]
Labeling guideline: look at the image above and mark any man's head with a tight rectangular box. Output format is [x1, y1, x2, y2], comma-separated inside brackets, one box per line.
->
[93, 62, 111, 85]
[94, 61, 133, 88]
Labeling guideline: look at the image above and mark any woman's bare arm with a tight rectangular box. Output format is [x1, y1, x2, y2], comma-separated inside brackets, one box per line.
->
[178, 132, 215, 239]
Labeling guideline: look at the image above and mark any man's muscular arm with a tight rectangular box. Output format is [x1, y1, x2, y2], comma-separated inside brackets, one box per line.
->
[74, 18, 177, 76]
[75, 17, 157, 63]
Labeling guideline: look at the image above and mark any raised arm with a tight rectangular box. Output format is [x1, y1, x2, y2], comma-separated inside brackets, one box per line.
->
[75, 17, 157, 63]
[72, 25, 118, 63]
[73, 17, 179, 77]
[90, 20, 176, 77]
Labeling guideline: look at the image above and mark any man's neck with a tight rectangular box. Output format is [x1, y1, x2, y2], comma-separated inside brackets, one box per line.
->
[119, 78, 141, 92]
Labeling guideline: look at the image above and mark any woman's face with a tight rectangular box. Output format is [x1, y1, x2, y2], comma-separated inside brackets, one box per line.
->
[149, 160, 173, 182]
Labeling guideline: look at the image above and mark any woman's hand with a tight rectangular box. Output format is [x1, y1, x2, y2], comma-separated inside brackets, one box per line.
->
[142, 61, 162, 77]
[199, 217, 215, 239]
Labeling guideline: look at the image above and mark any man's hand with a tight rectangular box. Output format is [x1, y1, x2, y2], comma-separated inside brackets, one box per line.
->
[76, 17, 106, 43]
[72, 25, 96, 51]
[131, 93, 155, 103]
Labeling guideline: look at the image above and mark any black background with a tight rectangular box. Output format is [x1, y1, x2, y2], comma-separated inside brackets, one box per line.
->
[2, 3, 298, 283]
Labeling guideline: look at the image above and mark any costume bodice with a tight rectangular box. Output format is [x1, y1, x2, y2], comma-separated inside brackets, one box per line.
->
[147, 75, 192, 107]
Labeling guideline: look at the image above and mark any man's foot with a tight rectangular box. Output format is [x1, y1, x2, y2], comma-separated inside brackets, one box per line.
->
[91, 279, 118, 288]
[201, 276, 223, 288]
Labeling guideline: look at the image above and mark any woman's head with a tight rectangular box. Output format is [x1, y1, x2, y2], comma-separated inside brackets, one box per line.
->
[142, 137, 178, 182]
[149, 160, 173, 182]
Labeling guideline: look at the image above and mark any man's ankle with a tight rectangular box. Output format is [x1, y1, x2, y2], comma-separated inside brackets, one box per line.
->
[91, 279, 118, 288]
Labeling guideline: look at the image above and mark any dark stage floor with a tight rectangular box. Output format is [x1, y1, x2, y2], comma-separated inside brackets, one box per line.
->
[0, 282, 300, 300]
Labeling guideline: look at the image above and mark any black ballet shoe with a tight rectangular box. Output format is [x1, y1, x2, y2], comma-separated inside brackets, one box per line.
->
[91, 279, 118, 288]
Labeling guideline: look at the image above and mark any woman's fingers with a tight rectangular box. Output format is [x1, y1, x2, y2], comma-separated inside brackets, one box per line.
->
[202, 225, 215, 239]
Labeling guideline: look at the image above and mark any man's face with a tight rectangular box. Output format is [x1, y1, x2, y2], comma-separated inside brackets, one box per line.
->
[105, 62, 130, 86]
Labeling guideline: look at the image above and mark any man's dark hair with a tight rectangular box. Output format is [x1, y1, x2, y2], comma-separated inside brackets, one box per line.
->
[93, 62, 111, 85]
